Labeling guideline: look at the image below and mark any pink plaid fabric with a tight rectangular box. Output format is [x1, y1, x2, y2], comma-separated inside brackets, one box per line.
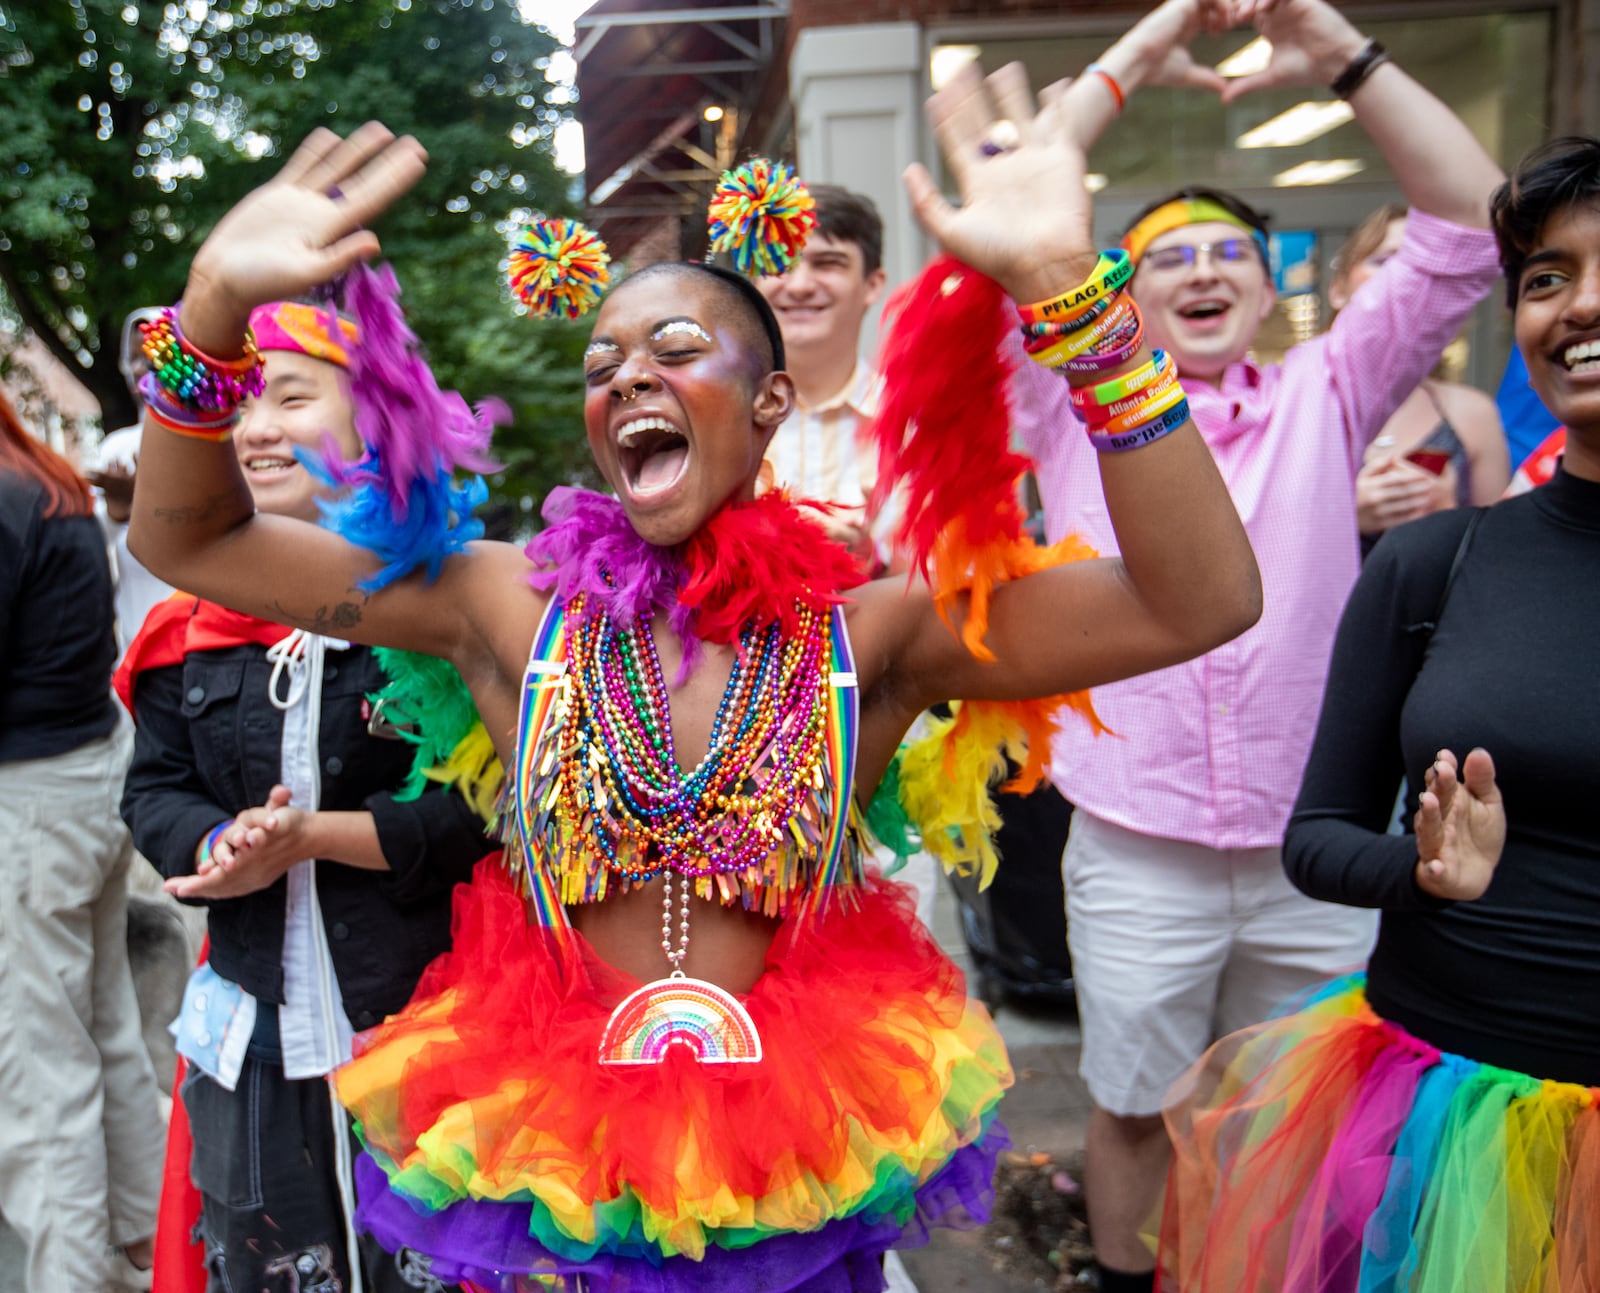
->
[1013, 210, 1501, 849]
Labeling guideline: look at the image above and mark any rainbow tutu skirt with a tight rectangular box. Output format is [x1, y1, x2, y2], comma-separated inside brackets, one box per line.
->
[1160, 975, 1600, 1292]
[334, 861, 1012, 1292]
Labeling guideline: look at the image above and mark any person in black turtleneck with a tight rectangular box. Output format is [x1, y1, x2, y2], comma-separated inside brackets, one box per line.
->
[1159, 135, 1600, 1290]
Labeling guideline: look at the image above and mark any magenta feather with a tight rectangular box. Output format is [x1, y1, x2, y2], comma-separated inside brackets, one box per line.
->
[525, 488, 700, 672]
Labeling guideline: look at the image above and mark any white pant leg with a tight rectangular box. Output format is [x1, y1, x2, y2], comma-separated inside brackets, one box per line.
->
[0, 732, 165, 1291]
[1213, 846, 1376, 1037]
[1063, 813, 1237, 1117]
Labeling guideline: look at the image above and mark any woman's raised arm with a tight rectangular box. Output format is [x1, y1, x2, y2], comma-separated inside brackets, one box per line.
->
[126, 124, 518, 666]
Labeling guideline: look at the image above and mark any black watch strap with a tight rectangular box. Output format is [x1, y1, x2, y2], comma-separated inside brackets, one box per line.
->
[1330, 38, 1390, 99]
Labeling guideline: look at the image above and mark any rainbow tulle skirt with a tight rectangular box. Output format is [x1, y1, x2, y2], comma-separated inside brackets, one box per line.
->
[1160, 975, 1600, 1292]
[334, 861, 1012, 1292]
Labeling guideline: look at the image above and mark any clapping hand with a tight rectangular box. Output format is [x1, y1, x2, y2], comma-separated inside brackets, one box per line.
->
[181, 123, 428, 352]
[1414, 747, 1505, 901]
[169, 784, 310, 901]
[86, 461, 136, 523]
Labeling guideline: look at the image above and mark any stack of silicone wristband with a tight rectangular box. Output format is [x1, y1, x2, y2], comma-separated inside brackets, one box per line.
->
[138, 306, 265, 442]
[1068, 348, 1189, 452]
[1018, 250, 1190, 453]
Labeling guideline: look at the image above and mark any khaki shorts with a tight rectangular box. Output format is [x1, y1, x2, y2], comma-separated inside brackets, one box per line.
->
[1064, 811, 1376, 1117]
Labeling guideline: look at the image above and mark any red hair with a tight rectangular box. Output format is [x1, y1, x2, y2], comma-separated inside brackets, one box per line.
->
[0, 386, 93, 518]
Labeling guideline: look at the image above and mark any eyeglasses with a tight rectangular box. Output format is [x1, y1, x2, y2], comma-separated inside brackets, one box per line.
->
[1141, 239, 1261, 274]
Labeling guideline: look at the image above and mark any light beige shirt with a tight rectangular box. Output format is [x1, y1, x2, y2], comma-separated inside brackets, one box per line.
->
[762, 359, 880, 509]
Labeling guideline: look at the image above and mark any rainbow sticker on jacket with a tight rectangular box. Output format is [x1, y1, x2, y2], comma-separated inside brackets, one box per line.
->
[598, 974, 763, 1066]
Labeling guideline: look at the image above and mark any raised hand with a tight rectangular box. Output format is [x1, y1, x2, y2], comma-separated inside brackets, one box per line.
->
[1414, 747, 1505, 901]
[181, 123, 428, 354]
[1120, 0, 1232, 93]
[1032, 0, 1229, 174]
[903, 62, 1099, 306]
[1216, 0, 1369, 102]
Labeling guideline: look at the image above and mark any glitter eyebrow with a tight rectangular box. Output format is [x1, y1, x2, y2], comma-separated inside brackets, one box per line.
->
[584, 340, 621, 359]
[652, 320, 713, 343]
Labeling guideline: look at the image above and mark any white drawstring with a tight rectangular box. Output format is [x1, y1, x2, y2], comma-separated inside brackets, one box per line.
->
[266, 629, 313, 712]
[264, 628, 364, 1290]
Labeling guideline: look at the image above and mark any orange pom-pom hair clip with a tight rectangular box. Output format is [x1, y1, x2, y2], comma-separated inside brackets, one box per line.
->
[508, 217, 612, 320]
[706, 159, 818, 278]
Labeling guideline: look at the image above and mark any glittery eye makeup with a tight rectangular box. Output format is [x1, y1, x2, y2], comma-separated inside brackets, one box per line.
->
[652, 320, 713, 344]
[584, 341, 621, 360]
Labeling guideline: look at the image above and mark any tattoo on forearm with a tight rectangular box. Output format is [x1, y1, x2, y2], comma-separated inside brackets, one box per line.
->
[154, 492, 238, 525]
[267, 598, 366, 635]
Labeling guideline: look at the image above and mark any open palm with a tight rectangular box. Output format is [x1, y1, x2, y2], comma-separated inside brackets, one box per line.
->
[902, 62, 1098, 303]
[1414, 747, 1506, 901]
[186, 123, 428, 327]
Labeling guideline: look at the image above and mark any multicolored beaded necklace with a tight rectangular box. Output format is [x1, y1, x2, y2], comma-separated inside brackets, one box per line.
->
[509, 488, 869, 1065]
[559, 593, 831, 888]
[563, 589, 832, 1065]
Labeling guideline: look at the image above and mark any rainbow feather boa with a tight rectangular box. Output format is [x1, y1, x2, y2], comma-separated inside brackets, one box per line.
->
[869, 256, 1106, 889]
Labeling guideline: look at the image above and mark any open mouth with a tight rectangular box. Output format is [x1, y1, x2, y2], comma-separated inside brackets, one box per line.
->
[244, 456, 298, 476]
[1561, 339, 1600, 375]
[615, 415, 691, 496]
[1177, 299, 1231, 323]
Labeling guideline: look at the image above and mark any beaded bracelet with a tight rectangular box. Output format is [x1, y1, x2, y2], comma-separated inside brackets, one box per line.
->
[1027, 296, 1140, 365]
[1057, 313, 1145, 375]
[1030, 318, 1141, 374]
[1070, 349, 1175, 413]
[141, 307, 265, 413]
[1022, 291, 1115, 338]
[138, 372, 239, 443]
[1017, 250, 1133, 326]
[1093, 378, 1187, 437]
[1087, 398, 1191, 453]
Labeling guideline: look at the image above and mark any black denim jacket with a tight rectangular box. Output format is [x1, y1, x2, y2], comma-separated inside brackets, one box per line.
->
[121, 643, 494, 1028]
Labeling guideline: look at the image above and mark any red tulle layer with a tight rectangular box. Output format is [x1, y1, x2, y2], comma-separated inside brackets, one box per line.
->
[337, 860, 1010, 1257]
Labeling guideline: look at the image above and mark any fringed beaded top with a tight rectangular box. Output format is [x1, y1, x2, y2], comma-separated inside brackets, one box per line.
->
[505, 488, 871, 933]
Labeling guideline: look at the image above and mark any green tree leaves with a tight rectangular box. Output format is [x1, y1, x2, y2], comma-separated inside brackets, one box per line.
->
[0, 0, 597, 520]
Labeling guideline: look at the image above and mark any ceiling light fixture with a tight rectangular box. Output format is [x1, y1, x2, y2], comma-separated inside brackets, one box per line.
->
[1236, 100, 1355, 149]
[1272, 158, 1367, 187]
[1216, 37, 1272, 78]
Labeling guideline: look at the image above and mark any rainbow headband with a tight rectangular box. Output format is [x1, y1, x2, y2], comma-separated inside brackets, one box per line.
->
[248, 300, 360, 367]
[1121, 197, 1270, 267]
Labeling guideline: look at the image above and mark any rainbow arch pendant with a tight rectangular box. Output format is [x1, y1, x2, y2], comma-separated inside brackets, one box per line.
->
[598, 973, 763, 1066]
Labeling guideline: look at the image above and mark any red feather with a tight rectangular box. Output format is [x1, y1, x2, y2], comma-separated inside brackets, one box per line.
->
[866, 254, 1105, 763]
[679, 491, 866, 644]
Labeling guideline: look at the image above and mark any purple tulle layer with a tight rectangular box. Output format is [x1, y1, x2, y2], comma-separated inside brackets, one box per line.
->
[355, 1124, 1009, 1293]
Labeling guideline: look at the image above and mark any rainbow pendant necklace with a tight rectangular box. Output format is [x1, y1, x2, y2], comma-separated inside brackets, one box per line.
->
[582, 599, 829, 1066]
[597, 869, 763, 1065]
